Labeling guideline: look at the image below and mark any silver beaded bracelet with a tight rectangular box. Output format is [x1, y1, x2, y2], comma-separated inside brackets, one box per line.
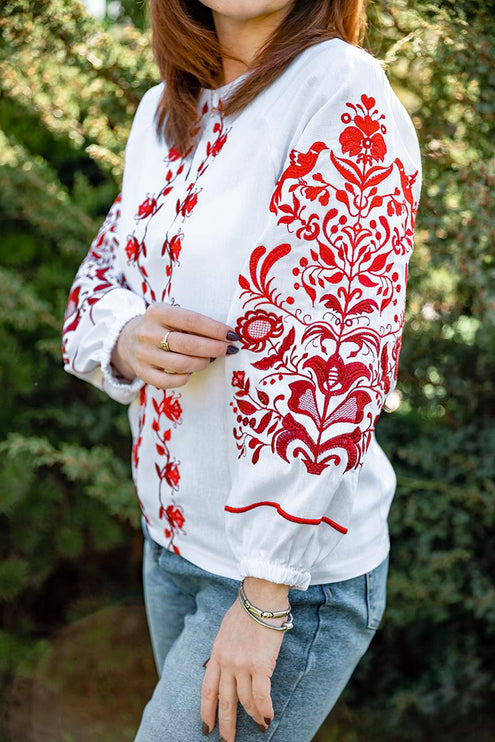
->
[238, 580, 293, 632]
[239, 579, 291, 619]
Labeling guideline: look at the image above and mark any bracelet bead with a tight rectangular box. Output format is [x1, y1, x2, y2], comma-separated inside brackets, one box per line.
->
[238, 579, 293, 632]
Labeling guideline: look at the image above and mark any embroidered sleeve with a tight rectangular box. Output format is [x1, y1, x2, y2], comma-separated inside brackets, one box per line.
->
[224, 66, 421, 589]
[62, 194, 147, 404]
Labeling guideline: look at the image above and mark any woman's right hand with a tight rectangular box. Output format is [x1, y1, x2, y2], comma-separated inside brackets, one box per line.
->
[111, 302, 240, 389]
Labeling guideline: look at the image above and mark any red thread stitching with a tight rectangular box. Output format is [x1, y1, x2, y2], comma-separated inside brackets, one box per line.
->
[230, 92, 419, 476]
[225, 501, 348, 534]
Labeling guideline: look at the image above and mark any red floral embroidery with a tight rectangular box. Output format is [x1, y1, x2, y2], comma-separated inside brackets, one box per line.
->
[165, 505, 185, 530]
[151, 390, 185, 554]
[230, 94, 419, 487]
[122, 98, 232, 551]
[339, 94, 387, 164]
[124, 99, 232, 303]
[179, 189, 198, 217]
[125, 236, 142, 262]
[236, 309, 284, 352]
[62, 195, 125, 370]
[232, 370, 246, 389]
[164, 462, 181, 488]
[137, 196, 159, 219]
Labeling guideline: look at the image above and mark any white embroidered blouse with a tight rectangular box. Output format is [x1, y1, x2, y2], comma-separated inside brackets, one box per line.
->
[62, 38, 421, 590]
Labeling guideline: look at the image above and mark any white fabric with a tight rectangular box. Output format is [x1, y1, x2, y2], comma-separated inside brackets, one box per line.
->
[62, 38, 421, 589]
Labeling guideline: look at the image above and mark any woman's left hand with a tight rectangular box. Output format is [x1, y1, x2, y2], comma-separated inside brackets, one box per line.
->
[200, 577, 290, 741]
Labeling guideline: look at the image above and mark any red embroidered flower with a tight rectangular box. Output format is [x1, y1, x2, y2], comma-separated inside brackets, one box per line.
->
[162, 394, 182, 422]
[232, 371, 246, 389]
[181, 191, 198, 216]
[168, 147, 182, 162]
[126, 236, 140, 261]
[339, 114, 386, 164]
[138, 197, 158, 218]
[164, 462, 180, 489]
[170, 234, 181, 260]
[211, 132, 228, 157]
[236, 310, 284, 352]
[303, 352, 371, 396]
[166, 505, 185, 530]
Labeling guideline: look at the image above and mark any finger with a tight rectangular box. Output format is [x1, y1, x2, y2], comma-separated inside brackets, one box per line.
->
[140, 346, 210, 374]
[141, 321, 231, 360]
[167, 330, 234, 360]
[134, 363, 190, 390]
[147, 303, 239, 343]
[252, 673, 274, 728]
[200, 659, 221, 736]
[218, 672, 238, 742]
[236, 672, 266, 730]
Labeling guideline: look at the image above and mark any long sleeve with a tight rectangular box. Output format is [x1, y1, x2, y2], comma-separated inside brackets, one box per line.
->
[61, 193, 146, 404]
[224, 60, 421, 589]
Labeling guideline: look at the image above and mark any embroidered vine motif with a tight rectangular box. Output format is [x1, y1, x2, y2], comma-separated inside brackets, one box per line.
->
[230, 93, 419, 477]
[124, 99, 231, 303]
[124, 98, 231, 551]
[62, 194, 124, 371]
[151, 391, 185, 553]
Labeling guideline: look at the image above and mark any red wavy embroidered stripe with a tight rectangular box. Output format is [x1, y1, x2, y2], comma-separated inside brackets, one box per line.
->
[225, 501, 348, 534]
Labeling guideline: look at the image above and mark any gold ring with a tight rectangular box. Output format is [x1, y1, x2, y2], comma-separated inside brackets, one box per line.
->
[160, 329, 172, 352]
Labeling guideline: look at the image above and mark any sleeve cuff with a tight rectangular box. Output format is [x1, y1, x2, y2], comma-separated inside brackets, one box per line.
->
[100, 308, 145, 404]
[238, 557, 311, 591]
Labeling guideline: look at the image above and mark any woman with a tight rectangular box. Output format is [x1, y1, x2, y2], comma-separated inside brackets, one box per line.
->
[62, 0, 421, 740]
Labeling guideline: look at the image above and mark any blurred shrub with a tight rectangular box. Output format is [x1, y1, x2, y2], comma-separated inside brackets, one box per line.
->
[0, 0, 493, 740]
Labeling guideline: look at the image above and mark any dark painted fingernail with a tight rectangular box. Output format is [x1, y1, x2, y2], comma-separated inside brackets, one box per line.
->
[226, 330, 241, 341]
[202, 721, 210, 736]
[257, 723, 267, 732]
[202, 658, 210, 667]
[220, 738, 227, 742]
[226, 345, 239, 354]
[264, 717, 272, 726]
[209, 357, 216, 363]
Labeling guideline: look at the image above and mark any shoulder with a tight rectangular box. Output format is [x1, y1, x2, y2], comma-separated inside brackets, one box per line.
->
[131, 82, 166, 130]
[309, 38, 384, 79]
[263, 40, 393, 142]
[297, 39, 391, 110]
[265, 39, 421, 177]
[267, 39, 385, 106]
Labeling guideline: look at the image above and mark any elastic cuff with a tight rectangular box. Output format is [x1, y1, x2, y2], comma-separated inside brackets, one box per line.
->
[238, 558, 311, 591]
[100, 310, 145, 404]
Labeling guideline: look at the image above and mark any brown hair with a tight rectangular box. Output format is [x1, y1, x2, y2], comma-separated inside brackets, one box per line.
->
[150, 0, 368, 154]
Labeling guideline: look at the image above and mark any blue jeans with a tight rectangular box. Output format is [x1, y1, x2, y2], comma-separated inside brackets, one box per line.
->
[135, 516, 388, 742]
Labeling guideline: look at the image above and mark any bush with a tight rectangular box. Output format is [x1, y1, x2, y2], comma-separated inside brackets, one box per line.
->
[0, 1, 493, 739]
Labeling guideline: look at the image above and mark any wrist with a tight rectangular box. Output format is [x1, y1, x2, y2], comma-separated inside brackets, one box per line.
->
[238, 579, 293, 632]
[111, 316, 141, 381]
[243, 577, 290, 607]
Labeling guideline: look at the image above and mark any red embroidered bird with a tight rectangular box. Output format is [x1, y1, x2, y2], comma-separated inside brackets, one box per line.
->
[270, 141, 329, 213]
[394, 157, 418, 228]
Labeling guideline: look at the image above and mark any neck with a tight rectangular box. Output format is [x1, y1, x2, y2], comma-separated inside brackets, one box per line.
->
[212, 8, 292, 86]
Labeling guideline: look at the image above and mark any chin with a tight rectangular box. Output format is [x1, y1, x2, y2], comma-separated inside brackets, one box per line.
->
[197, 0, 294, 22]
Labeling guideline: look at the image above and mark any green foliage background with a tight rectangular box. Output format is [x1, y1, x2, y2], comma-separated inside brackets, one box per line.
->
[0, 0, 494, 739]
